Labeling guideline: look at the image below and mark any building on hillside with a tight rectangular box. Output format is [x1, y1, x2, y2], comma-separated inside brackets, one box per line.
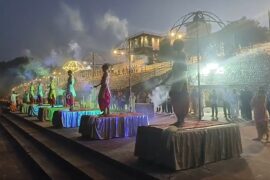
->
[185, 15, 212, 38]
[113, 32, 163, 64]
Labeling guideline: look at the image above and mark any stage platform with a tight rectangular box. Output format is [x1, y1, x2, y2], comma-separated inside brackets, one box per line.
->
[52, 109, 102, 128]
[11, 112, 255, 179]
[29, 104, 63, 117]
[20, 103, 63, 118]
[134, 121, 242, 170]
[38, 106, 68, 121]
[79, 113, 149, 139]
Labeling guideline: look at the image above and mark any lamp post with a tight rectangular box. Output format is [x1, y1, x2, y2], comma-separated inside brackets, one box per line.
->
[113, 39, 132, 112]
[128, 40, 132, 112]
[170, 11, 225, 120]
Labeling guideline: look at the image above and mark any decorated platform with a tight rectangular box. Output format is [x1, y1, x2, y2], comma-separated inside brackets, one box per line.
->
[52, 109, 102, 128]
[38, 106, 68, 121]
[79, 113, 149, 140]
[20, 103, 33, 114]
[134, 121, 242, 170]
[28, 104, 63, 117]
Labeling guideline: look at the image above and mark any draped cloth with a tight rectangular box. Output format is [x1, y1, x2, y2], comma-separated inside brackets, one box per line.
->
[37, 106, 66, 121]
[98, 72, 111, 112]
[52, 110, 102, 128]
[134, 122, 242, 170]
[79, 113, 149, 139]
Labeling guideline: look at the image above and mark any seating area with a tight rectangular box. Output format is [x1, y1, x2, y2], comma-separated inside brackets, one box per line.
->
[188, 51, 270, 86]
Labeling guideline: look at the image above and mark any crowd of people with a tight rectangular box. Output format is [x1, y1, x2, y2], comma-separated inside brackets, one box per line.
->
[9, 70, 77, 112]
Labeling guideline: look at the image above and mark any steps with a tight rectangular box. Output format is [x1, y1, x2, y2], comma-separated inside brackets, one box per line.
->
[0, 113, 156, 180]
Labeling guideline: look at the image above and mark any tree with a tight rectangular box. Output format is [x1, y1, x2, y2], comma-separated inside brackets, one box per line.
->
[218, 17, 269, 56]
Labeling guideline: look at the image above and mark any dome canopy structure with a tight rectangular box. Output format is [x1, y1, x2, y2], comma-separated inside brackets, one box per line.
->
[62, 60, 85, 72]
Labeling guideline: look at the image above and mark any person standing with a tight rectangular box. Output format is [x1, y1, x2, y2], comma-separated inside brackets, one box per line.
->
[23, 90, 30, 104]
[129, 92, 136, 112]
[210, 89, 218, 119]
[191, 88, 198, 115]
[230, 89, 239, 119]
[240, 87, 253, 120]
[66, 70, 76, 111]
[37, 81, 43, 105]
[10, 91, 19, 112]
[167, 97, 173, 114]
[222, 88, 231, 120]
[94, 64, 111, 115]
[159, 39, 189, 126]
[251, 87, 269, 141]
[29, 82, 35, 104]
[48, 77, 56, 107]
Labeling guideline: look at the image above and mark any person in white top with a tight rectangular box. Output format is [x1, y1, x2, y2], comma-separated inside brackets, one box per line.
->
[230, 89, 239, 119]
[10, 91, 19, 111]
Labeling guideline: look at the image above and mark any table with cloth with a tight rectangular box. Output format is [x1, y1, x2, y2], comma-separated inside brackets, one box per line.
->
[38, 106, 68, 121]
[20, 103, 30, 114]
[52, 109, 102, 128]
[135, 103, 154, 119]
[79, 113, 149, 140]
[28, 104, 52, 116]
[134, 121, 242, 170]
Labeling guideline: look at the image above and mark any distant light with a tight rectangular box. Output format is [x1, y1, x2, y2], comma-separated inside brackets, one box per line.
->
[178, 34, 183, 39]
[207, 63, 218, 70]
[85, 65, 91, 70]
[170, 32, 175, 37]
[201, 63, 224, 76]
[121, 51, 125, 55]
[113, 50, 118, 54]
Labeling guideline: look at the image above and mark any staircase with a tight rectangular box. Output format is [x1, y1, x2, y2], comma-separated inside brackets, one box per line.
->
[0, 112, 157, 180]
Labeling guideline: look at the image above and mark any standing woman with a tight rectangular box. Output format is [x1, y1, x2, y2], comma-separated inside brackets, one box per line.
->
[66, 70, 76, 111]
[159, 39, 189, 126]
[94, 63, 111, 115]
[48, 77, 56, 107]
[251, 87, 269, 141]
[37, 81, 43, 105]
[29, 82, 35, 104]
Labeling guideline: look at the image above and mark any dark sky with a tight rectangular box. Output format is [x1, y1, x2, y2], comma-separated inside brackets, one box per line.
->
[0, 0, 269, 61]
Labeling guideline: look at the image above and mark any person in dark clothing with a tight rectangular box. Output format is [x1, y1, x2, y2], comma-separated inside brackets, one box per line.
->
[240, 88, 253, 120]
[167, 97, 173, 114]
[222, 88, 231, 120]
[162, 100, 167, 113]
[210, 89, 218, 119]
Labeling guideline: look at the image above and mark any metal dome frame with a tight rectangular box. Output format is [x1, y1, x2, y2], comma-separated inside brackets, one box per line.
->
[170, 11, 225, 35]
[169, 11, 226, 120]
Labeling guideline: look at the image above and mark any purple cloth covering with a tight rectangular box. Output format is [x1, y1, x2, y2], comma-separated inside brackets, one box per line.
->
[79, 113, 149, 139]
[52, 110, 101, 128]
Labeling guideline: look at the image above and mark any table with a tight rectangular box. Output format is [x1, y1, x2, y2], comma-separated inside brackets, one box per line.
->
[79, 113, 149, 139]
[135, 103, 154, 119]
[28, 104, 51, 116]
[38, 106, 67, 121]
[52, 109, 102, 128]
[134, 122, 242, 170]
[20, 103, 30, 114]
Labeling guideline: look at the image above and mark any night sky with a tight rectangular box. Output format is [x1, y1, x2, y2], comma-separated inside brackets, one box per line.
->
[0, 0, 269, 61]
